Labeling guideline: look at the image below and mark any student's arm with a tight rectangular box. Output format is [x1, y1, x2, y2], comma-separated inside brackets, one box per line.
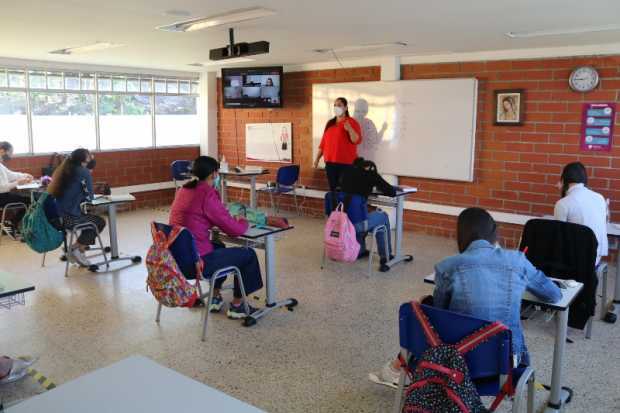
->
[344, 119, 361, 144]
[523, 256, 562, 303]
[203, 190, 249, 237]
[373, 172, 396, 197]
[432, 266, 452, 309]
[0, 164, 28, 192]
[313, 148, 323, 169]
[554, 200, 568, 221]
[82, 169, 94, 200]
[6, 168, 30, 182]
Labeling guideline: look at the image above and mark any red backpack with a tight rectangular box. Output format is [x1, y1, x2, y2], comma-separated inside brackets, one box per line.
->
[146, 223, 199, 308]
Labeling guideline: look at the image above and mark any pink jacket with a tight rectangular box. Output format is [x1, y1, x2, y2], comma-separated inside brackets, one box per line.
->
[169, 181, 248, 256]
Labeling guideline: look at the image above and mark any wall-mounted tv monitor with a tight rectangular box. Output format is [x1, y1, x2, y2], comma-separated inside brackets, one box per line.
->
[222, 66, 283, 108]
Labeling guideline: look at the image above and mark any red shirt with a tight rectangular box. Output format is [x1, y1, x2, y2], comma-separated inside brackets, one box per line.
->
[319, 117, 362, 164]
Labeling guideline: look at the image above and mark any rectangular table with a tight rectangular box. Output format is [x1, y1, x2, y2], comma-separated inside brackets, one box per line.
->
[604, 222, 620, 321]
[423, 273, 583, 413]
[6, 355, 265, 413]
[212, 225, 298, 326]
[219, 169, 269, 209]
[368, 187, 417, 269]
[0, 271, 35, 310]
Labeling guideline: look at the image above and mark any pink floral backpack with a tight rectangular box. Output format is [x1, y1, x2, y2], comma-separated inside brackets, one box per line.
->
[324, 202, 360, 262]
[146, 223, 199, 308]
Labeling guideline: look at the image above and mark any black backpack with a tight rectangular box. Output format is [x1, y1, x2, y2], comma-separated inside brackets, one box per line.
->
[401, 302, 511, 413]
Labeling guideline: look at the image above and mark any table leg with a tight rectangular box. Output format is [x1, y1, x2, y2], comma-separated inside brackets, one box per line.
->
[384, 196, 413, 269]
[544, 308, 571, 413]
[220, 176, 228, 204]
[108, 204, 119, 259]
[250, 176, 257, 209]
[604, 237, 620, 323]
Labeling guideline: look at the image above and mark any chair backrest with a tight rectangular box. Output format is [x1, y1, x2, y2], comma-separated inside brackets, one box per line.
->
[170, 160, 192, 181]
[276, 165, 300, 187]
[399, 303, 512, 381]
[324, 192, 368, 224]
[152, 222, 199, 279]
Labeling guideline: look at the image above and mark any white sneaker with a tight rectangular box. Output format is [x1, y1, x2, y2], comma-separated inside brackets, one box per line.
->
[71, 248, 91, 267]
[0, 356, 38, 385]
[368, 361, 402, 389]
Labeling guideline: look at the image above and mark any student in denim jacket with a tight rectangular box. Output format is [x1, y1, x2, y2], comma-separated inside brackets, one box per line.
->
[369, 207, 562, 388]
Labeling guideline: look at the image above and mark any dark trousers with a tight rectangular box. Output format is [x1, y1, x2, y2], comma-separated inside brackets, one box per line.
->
[325, 162, 351, 192]
[202, 244, 263, 299]
[63, 214, 106, 246]
[0, 192, 30, 229]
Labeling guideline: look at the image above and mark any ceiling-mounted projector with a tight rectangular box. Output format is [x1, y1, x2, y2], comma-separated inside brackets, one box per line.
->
[210, 28, 269, 61]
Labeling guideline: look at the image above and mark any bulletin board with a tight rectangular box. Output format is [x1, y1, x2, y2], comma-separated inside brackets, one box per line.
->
[245, 122, 292, 163]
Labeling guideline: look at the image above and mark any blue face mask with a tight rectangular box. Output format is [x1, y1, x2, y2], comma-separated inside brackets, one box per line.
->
[213, 173, 221, 189]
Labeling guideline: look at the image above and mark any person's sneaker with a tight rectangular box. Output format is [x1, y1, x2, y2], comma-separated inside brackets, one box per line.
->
[71, 248, 91, 267]
[227, 302, 258, 319]
[0, 355, 38, 385]
[368, 361, 402, 389]
[209, 296, 224, 313]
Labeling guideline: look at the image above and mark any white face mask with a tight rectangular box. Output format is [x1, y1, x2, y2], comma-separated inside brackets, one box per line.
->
[333, 106, 345, 117]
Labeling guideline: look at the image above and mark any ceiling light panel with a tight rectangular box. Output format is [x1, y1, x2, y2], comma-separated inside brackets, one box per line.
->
[157, 7, 275, 33]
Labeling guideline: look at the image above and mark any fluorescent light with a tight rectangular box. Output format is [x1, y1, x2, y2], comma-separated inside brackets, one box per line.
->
[157, 7, 275, 32]
[189, 58, 256, 67]
[506, 24, 620, 38]
[313, 42, 408, 54]
[50, 42, 124, 55]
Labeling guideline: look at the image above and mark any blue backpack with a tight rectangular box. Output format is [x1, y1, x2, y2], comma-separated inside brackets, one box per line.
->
[22, 193, 64, 253]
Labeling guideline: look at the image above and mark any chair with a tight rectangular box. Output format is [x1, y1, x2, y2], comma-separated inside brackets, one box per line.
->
[170, 160, 192, 190]
[322, 192, 388, 276]
[41, 194, 109, 276]
[258, 165, 301, 215]
[152, 222, 250, 341]
[0, 202, 28, 243]
[393, 303, 535, 413]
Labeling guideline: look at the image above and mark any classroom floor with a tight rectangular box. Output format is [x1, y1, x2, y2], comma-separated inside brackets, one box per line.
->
[1, 209, 619, 412]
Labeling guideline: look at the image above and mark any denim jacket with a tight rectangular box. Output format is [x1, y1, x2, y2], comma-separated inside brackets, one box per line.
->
[433, 240, 562, 361]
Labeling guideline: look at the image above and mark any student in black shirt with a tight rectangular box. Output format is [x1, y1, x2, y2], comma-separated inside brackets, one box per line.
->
[340, 157, 395, 272]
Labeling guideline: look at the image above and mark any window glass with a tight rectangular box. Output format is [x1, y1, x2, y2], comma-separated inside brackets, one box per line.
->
[140, 79, 152, 93]
[127, 78, 140, 93]
[179, 81, 190, 94]
[64, 73, 80, 90]
[191, 81, 199, 94]
[31, 92, 96, 152]
[155, 95, 199, 146]
[0, 71, 7, 88]
[98, 77, 112, 92]
[81, 74, 95, 91]
[112, 77, 126, 92]
[99, 94, 152, 149]
[0, 91, 29, 153]
[8, 71, 25, 88]
[29, 71, 46, 89]
[154, 80, 166, 93]
[47, 72, 63, 89]
[166, 80, 178, 94]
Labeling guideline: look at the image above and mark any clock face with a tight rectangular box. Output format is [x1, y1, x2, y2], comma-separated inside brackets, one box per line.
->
[569, 66, 599, 92]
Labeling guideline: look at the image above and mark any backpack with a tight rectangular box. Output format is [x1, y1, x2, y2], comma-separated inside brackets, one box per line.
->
[402, 302, 510, 413]
[21, 192, 64, 253]
[324, 202, 360, 262]
[146, 223, 199, 308]
[227, 202, 267, 226]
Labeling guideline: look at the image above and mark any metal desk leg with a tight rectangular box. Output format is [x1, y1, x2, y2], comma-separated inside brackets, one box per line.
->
[99, 204, 141, 266]
[384, 196, 413, 269]
[220, 177, 228, 204]
[544, 309, 571, 413]
[604, 238, 620, 323]
[249, 176, 257, 209]
[243, 233, 298, 326]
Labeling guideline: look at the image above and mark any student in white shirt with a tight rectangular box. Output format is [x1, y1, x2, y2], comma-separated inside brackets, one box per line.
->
[0, 141, 33, 233]
[554, 162, 608, 263]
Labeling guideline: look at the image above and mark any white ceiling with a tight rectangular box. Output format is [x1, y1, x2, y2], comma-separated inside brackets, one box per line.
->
[2, 0, 620, 73]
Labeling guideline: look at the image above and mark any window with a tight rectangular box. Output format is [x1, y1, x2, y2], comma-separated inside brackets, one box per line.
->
[99, 94, 152, 150]
[31, 92, 96, 153]
[155, 95, 199, 147]
[0, 91, 29, 153]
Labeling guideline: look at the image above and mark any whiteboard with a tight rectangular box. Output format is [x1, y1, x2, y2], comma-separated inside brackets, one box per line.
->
[312, 78, 478, 181]
[246, 122, 292, 163]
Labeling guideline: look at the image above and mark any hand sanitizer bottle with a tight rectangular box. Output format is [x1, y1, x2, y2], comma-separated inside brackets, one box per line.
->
[220, 156, 228, 172]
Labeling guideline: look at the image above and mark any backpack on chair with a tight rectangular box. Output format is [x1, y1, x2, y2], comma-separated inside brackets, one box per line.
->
[324, 201, 360, 262]
[146, 223, 199, 308]
[401, 301, 510, 413]
[21, 192, 64, 253]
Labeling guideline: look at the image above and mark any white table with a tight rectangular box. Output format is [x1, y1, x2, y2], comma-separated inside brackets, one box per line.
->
[368, 187, 417, 269]
[0, 271, 35, 310]
[6, 355, 265, 413]
[89, 195, 141, 267]
[423, 273, 583, 413]
[212, 225, 298, 326]
[604, 222, 620, 322]
[219, 169, 269, 209]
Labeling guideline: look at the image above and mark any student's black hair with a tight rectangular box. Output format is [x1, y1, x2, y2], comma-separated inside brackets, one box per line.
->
[456, 207, 498, 253]
[184, 156, 220, 189]
[560, 162, 588, 198]
[48, 148, 90, 199]
[324, 97, 350, 131]
[0, 141, 13, 153]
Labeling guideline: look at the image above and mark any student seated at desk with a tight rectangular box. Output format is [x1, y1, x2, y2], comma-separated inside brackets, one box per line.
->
[0, 141, 33, 234]
[554, 162, 608, 264]
[48, 149, 105, 267]
[369, 207, 562, 388]
[340, 157, 394, 272]
[169, 156, 263, 319]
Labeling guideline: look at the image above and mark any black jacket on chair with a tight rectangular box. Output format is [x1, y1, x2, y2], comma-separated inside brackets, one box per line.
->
[519, 219, 598, 330]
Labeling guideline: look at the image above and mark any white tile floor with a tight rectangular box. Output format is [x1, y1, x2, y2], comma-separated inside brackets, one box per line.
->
[1, 209, 619, 412]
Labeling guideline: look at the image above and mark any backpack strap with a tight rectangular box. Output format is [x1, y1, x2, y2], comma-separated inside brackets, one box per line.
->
[150, 223, 185, 248]
[330, 192, 338, 213]
[455, 321, 508, 355]
[410, 301, 443, 348]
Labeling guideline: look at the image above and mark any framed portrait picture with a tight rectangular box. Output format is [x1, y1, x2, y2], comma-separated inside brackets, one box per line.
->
[494, 89, 524, 126]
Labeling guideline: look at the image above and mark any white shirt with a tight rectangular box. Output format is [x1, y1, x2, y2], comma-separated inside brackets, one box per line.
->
[0, 162, 27, 193]
[554, 183, 608, 262]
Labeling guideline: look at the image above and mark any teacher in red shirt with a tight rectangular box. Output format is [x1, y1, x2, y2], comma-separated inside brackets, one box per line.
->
[313, 97, 362, 191]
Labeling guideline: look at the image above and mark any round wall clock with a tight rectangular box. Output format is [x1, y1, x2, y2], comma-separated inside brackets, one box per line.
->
[569, 66, 599, 92]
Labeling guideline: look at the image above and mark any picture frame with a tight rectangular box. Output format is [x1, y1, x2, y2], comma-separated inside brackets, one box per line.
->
[494, 89, 524, 126]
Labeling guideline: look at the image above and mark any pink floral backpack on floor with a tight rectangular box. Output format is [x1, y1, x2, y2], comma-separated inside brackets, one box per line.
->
[324, 202, 360, 262]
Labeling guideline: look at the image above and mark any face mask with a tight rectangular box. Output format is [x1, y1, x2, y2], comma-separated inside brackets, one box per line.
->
[1, 154, 10, 162]
[213, 173, 221, 189]
[333, 106, 345, 117]
[86, 159, 97, 170]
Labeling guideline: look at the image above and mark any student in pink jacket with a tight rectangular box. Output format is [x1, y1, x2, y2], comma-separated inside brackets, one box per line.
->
[169, 156, 263, 319]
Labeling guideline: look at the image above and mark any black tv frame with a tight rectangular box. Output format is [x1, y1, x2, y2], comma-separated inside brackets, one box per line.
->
[221, 66, 283, 109]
